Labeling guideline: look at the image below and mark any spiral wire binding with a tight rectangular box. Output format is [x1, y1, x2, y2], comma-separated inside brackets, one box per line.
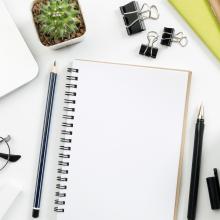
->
[54, 67, 79, 213]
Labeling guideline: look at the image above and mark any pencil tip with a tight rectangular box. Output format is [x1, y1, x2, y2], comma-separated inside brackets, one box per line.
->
[52, 61, 57, 73]
[198, 104, 204, 119]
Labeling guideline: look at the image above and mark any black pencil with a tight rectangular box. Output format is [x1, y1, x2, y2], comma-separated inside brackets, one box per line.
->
[187, 105, 205, 220]
[32, 61, 57, 218]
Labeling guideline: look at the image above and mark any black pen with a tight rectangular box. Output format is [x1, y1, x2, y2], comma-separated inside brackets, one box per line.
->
[187, 105, 205, 220]
[32, 62, 57, 218]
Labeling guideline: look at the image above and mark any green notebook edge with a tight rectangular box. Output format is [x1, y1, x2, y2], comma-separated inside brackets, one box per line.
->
[168, 0, 220, 61]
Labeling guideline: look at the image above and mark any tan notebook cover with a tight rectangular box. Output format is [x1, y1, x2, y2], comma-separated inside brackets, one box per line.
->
[209, 0, 220, 23]
[55, 60, 191, 220]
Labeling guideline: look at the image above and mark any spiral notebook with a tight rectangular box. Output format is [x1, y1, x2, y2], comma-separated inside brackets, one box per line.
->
[53, 60, 191, 220]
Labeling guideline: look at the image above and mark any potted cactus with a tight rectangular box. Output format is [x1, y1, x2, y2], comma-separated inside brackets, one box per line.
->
[32, 0, 86, 49]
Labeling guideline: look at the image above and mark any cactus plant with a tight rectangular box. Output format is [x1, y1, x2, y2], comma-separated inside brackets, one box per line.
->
[37, 0, 81, 40]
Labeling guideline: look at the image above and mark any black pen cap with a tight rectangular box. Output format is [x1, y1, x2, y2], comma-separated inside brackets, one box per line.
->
[206, 168, 220, 210]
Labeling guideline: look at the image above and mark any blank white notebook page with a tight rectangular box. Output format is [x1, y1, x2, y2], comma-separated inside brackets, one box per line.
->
[58, 60, 190, 220]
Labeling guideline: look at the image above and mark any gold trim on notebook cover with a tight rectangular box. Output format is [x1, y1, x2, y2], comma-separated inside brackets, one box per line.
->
[173, 71, 191, 220]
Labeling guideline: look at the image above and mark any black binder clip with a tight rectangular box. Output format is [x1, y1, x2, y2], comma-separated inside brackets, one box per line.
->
[206, 168, 220, 210]
[160, 27, 188, 47]
[120, 1, 159, 35]
[139, 31, 159, 58]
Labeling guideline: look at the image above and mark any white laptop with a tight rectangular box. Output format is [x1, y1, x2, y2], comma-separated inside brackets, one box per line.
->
[0, 1, 38, 98]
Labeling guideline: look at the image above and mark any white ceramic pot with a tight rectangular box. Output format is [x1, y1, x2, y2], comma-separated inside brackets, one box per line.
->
[32, 0, 87, 50]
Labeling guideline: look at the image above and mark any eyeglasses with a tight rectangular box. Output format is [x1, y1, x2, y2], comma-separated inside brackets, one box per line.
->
[0, 135, 21, 171]
[0, 135, 11, 171]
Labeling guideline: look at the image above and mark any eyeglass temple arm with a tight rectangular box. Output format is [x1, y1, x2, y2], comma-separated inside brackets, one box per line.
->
[0, 135, 11, 143]
[0, 153, 21, 162]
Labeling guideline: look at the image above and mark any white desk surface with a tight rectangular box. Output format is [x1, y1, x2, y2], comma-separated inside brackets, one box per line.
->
[0, 0, 220, 219]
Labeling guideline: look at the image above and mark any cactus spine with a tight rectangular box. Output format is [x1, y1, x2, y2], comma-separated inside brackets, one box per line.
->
[37, 0, 80, 40]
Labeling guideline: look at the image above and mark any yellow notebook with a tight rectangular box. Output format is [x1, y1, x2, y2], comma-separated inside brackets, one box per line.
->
[169, 0, 220, 61]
